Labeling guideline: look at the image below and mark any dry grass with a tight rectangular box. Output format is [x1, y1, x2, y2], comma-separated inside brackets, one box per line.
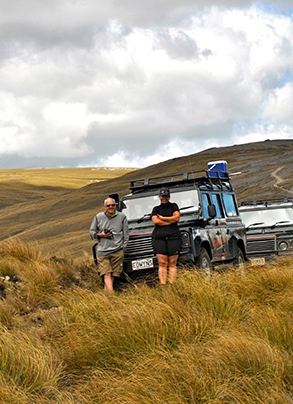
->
[0, 238, 44, 263]
[0, 167, 136, 189]
[0, 328, 64, 402]
[1, 240, 293, 403]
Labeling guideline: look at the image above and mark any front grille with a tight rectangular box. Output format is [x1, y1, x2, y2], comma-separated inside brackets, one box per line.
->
[124, 231, 191, 261]
[124, 234, 154, 260]
[247, 237, 276, 254]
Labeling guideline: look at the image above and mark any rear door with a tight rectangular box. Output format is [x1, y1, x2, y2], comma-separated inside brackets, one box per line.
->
[222, 193, 242, 260]
[202, 192, 228, 261]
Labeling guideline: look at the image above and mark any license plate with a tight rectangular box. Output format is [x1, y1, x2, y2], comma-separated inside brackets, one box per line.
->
[132, 258, 154, 270]
[250, 257, 266, 265]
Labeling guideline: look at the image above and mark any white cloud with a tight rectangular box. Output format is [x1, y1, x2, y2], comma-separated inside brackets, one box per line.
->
[0, 1, 293, 168]
[234, 121, 293, 145]
[262, 83, 293, 122]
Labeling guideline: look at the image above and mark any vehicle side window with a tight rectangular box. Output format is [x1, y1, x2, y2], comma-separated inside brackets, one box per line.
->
[211, 194, 224, 218]
[202, 193, 210, 218]
[222, 194, 238, 217]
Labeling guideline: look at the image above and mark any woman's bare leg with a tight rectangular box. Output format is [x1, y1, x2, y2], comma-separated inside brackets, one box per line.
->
[156, 254, 168, 284]
[168, 255, 179, 284]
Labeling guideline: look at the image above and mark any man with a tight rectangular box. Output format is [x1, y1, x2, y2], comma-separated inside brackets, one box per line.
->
[89, 197, 129, 291]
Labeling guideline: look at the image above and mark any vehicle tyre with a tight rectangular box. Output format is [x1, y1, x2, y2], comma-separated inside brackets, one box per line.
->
[196, 247, 212, 275]
[233, 247, 245, 269]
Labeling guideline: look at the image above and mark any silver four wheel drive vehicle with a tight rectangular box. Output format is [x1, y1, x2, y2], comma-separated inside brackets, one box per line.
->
[93, 161, 247, 276]
[239, 198, 293, 264]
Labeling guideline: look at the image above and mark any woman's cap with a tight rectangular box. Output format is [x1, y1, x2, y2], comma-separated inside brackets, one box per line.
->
[159, 187, 170, 196]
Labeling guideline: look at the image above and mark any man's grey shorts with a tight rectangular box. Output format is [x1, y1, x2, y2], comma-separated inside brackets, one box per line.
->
[98, 250, 124, 277]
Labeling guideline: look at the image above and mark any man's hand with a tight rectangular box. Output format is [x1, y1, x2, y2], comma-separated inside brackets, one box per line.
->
[99, 231, 113, 238]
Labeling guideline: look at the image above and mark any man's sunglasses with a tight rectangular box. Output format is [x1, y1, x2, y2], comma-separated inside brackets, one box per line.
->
[106, 204, 116, 207]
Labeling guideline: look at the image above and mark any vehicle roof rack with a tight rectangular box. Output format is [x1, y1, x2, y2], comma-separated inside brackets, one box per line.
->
[240, 198, 293, 207]
[129, 168, 233, 194]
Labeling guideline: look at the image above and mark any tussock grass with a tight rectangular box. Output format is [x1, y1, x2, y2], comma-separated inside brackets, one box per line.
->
[0, 327, 71, 404]
[1, 238, 44, 263]
[0, 257, 20, 278]
[0, 300, 16, 328]
[1, 239, 293, 403]
[20, 261, 61, 307]
[224, 261, 293, 306]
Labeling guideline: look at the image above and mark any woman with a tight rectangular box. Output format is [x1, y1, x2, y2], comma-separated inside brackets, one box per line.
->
[151, 187, 181, 284]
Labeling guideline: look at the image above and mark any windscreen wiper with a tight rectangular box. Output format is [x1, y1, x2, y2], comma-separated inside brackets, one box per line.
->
[180, 205, 195, 211]
[271, 220, 292, 229]
[246, 222, 265, 229]
[137, 213, 152, 223]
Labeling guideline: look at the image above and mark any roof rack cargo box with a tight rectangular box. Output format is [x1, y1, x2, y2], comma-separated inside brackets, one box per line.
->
[208, 160, 228, 178]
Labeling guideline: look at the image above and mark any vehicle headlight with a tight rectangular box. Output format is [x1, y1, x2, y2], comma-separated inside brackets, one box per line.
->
[181, 232, 190, 247]
[279, 241, 288, 251]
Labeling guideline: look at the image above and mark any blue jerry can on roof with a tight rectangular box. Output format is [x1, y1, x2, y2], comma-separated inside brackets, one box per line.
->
[207, 160, 228, 178]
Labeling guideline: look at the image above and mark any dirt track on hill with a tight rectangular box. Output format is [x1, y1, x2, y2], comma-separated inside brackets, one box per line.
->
[271, 167, 293, 195]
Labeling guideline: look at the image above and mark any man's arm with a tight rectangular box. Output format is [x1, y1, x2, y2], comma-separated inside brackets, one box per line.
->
[122, 215, 129, 250]
[89, 215, 99, 239]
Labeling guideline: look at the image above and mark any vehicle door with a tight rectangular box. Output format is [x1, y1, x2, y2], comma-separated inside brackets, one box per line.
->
[222, 193, 241, 260]
[202, 192, 228, 261]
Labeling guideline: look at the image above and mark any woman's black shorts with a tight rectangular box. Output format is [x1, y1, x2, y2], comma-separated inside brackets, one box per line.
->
[152, 237, 181, 256]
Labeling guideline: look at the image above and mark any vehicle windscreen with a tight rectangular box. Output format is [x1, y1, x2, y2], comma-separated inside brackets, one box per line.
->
[122, 189, 200, 222]
[240, 206, 293, 227]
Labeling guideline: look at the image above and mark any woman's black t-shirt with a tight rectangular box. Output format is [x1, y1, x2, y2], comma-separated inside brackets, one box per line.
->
[151, 202, 181, 239]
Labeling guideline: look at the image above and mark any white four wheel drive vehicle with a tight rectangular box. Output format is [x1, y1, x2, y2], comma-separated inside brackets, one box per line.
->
[239, 198, 293, 264]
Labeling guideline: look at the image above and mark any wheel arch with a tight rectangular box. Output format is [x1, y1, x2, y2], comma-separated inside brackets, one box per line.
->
[194, 236, 212, 260]
[229, 236, 247, 260]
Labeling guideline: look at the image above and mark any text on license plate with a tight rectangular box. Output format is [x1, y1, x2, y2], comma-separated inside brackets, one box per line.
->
[132, 258, 154, 270]
[250, 257, 266, 265]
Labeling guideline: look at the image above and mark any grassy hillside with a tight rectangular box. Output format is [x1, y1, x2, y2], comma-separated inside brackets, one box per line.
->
[0, 167, 137, 257]
[0, 239, 293, 403]
[0, 167, 135, 209]
[0, 166, 136, 189]
[1, 139, 293, 258]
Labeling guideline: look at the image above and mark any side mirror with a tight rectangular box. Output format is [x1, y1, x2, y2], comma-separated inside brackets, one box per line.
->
[109, 193, 119, 204]
[109, 193, 121, 211]
[208, 204, 217, 219]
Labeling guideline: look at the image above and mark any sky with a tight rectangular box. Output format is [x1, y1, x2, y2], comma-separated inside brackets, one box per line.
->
[1, 0, 293, 169]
